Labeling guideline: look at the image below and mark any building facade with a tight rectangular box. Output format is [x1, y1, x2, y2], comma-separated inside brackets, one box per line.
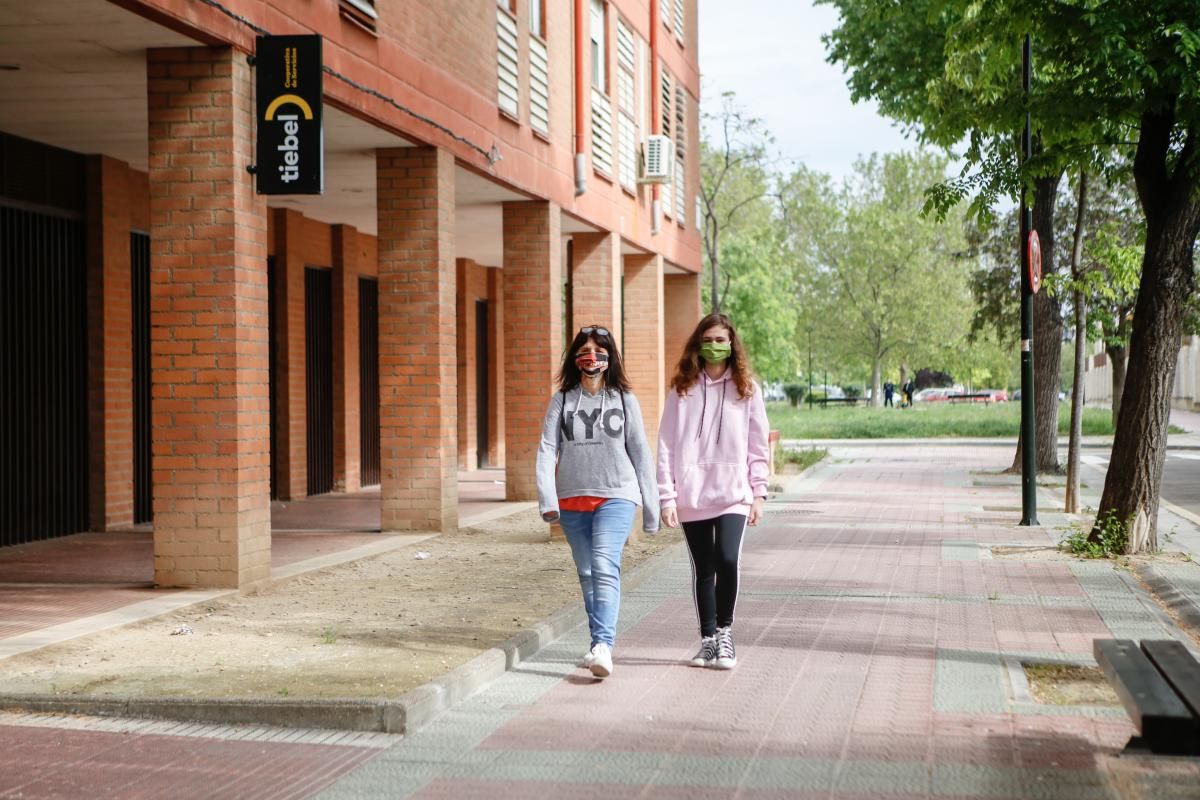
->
[0, 0, 703, 587]
[1084, 337, 1200, 412]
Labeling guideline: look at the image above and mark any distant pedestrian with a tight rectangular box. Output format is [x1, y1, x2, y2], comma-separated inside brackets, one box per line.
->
[902, 380, 915, 407]
[536, 325, 660, 679]
[883, 380, 895, 408]
[657, 313, 770, 670]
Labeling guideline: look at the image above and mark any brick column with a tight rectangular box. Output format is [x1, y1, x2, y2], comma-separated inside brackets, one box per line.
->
[85, 155, 134, 530]
[487, 267, 505, 468]
[147, 47, 269, 589]
[456, 259, 488, 470]
[271, 208, 307, 500]
[623, 254, 665, 448]
[332, 224, 360, 492]
[502, 202, 562, 501]
[571, 232, 622, 345]
[664, 272, 702, 372]
[377, 147, 457, 531]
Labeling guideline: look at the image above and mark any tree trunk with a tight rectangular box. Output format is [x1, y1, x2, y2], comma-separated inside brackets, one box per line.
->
[1098, 109, 1200, 553]
[1010, 173, 1065, 474]
[1108, 343, 1127, 427]
[1065, 171, 1088, 514]
[1066, 289, 1086, 512]
[871, 356, 883, 408]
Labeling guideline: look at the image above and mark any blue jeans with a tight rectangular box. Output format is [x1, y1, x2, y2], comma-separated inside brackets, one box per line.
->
[558, 499, 636, 648]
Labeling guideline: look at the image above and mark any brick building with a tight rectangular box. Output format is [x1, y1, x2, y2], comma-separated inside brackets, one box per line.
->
[0, 0, 702, 588]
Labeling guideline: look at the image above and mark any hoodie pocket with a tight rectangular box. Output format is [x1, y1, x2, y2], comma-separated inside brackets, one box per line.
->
[677, 462, 750, 511]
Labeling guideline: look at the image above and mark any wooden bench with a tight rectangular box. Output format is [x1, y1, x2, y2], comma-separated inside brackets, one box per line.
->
[816, 397, 860, 408]
[946, 392, 996, 405]
[1094, 638, 1200, 755]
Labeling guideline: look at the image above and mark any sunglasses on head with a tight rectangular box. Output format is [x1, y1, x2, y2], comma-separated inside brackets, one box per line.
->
[579, 326, 610, 337]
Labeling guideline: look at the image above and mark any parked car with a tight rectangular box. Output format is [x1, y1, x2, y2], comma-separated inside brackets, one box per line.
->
[914, 388, 951, 403]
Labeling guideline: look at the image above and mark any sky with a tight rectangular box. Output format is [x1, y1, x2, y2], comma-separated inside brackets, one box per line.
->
[698, 0, 915, 182]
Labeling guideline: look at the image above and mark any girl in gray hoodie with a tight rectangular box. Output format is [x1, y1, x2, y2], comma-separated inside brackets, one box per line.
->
[536, 325, 660, 679]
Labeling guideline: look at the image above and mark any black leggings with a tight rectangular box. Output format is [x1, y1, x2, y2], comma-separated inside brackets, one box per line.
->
[683, 514, 747, 637]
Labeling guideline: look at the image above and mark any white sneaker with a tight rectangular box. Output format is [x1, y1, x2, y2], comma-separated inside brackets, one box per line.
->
[590, 643, 613, 678]
[713, 627, 737, 670]
[690, 636, 718, 668]
[581, 645, 598, 668]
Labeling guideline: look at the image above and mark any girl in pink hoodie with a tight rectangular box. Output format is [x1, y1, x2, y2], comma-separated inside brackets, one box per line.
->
[657, 313, 770, 670]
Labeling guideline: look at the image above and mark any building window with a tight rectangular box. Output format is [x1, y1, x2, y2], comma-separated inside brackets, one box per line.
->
[530, 0, 545, 39]
[617, 20, 638, 191]
[497, 3, 520, 118]
[674, 0, 685, 42]
[529, 0, 550, 135]
[340, 0, 378, 32]
[590, 0, 607, 93]
[497, 0, 515, 10]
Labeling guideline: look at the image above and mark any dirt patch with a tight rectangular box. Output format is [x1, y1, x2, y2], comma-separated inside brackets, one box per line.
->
[1024, 663, 1121, 707]
[0, 509, 682, 701]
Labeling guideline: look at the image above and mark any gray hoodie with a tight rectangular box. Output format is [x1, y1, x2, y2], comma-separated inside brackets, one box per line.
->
[535, 386, 661, 533]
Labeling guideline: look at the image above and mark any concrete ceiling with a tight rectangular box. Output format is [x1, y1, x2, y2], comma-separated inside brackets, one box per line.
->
[0, 0, 652, 270]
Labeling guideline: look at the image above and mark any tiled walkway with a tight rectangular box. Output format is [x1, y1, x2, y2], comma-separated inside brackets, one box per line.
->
[4, 451, 1199, 798]
[317, 446, 1199, 799]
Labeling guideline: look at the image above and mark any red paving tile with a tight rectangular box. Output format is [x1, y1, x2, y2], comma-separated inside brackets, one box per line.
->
[0, 584, 166, 640]
[0, 724, 380, 799]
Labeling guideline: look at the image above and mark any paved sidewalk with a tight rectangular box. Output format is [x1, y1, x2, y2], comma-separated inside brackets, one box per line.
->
[4, 446, 1200, 798]
[315, 445, 1200, 799]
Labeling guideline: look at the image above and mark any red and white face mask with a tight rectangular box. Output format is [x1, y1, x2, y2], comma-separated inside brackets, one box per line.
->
[575, 352, 610, 377]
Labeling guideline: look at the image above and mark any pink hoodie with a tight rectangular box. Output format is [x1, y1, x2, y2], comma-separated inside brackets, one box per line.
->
[656, 369, 771, 523]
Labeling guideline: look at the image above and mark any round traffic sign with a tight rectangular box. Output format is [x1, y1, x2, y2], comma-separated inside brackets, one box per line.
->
[1028, 230, 1042, 295]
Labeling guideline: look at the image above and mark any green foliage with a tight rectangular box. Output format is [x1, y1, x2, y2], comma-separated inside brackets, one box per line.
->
[718, 232, 800, 381]
[841, 384, 862, 399]
[782, 383, 806, 407]
[775, 445, 827, 471]
[1060, 510, 1130, 558]
[781, 151, 971, 401]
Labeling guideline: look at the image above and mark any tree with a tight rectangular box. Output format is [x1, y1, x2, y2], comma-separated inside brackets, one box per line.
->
[699, 92, 776, 315]
[781, 152, 970, 407]
[718, 231, 800, 381]
[820, 0, 1074, 474]
[933, 1, 1200, 552]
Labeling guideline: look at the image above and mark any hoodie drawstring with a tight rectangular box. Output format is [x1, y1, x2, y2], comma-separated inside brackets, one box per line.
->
[695, 371, 728, 445]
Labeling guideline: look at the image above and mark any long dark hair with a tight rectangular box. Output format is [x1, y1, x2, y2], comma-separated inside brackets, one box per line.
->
[670, 313, 755, 399]
[557, 325, 633, 393]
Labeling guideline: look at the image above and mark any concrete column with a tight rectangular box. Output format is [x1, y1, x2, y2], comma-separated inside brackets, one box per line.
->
[85, 155, 134, 530]
[147, 46, 270, 589]
[376, 146, 458, 531]
[664, 272, 702, 372]
[332, 224, 361, 492]
[571, 232, 622, 345]
[502, 202, 562, 501]
[623, 253, 665, 448]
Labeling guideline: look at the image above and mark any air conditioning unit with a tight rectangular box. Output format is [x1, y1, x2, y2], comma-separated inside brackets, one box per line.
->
[640, 135, 674, 184]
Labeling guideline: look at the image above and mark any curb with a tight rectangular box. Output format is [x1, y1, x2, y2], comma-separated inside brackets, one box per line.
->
[0, 538, 688, 735]
[1134, 562, 1200, 641]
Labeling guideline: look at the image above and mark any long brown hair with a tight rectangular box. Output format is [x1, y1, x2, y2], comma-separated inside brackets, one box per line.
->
[669, 313, 755, 399]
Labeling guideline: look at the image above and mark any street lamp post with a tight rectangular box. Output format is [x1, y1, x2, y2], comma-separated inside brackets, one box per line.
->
[1019, 34, 1039, 526]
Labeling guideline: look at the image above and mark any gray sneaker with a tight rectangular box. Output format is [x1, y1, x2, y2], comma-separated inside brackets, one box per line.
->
[690, 635, 718, 667]
[713, 627, 737, 669]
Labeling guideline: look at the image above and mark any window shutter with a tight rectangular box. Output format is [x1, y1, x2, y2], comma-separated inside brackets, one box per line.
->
[529, 37, 550, 135]
[496, 8, 520, 117]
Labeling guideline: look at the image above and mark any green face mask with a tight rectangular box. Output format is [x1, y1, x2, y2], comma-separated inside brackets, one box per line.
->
[699, 342, 732, 364]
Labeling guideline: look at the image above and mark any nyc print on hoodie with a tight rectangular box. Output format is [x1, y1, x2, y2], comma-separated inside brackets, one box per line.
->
[657, 370, 770, 523]
[536, 387, 661, 532]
